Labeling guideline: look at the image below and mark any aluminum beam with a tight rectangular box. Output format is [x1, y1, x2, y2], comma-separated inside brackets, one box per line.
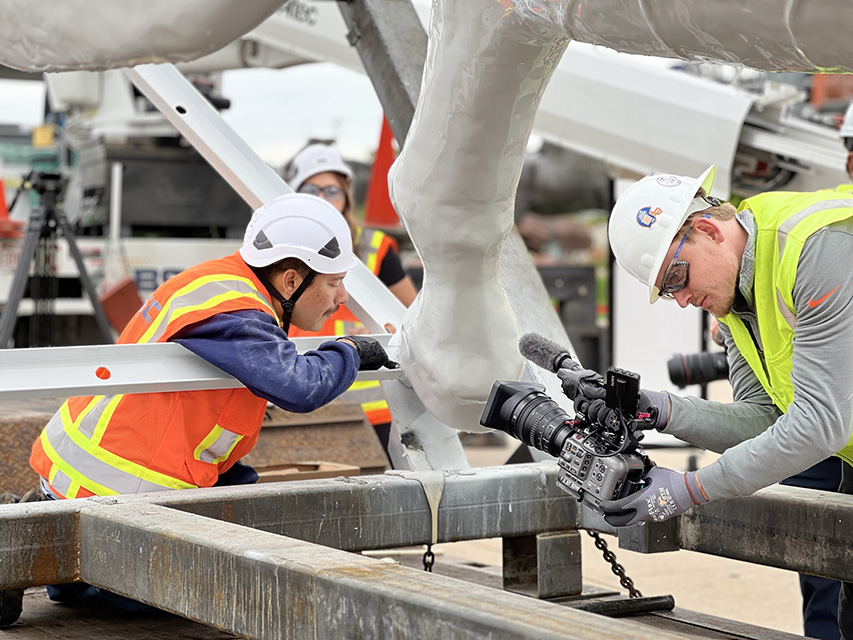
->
[0, 335, 398, 400]
[123, 65, 286, 210]
[76, 501, 677, 640]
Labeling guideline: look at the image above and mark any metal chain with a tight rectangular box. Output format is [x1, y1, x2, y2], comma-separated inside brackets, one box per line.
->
[422, 544, 435, 572]
[586, 530, 643, 598]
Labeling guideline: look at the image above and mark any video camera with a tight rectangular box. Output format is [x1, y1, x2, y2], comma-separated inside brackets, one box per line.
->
[479, 334, 654, 514]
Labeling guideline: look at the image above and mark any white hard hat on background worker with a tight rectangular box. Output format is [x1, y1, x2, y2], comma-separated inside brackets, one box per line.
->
[283, 143, 354, 192]
[608, 166, 717, 302]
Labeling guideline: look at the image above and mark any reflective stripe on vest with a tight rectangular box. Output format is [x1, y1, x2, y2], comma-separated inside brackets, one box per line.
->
[718, 191, 853, 463]
[140, 275, 275, 344]
[39, 404, 196, 498]
[345, 379, 391, 426]
[355, 227, 394, 277]
[194, 425, 244, 464]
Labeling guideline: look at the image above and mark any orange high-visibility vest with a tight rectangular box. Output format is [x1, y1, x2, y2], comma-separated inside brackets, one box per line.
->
[289, 227, 396, 425]
[30, 252, 278, 498]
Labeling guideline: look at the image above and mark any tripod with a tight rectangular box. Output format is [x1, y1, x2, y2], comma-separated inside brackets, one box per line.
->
[0, 172, 112, 347]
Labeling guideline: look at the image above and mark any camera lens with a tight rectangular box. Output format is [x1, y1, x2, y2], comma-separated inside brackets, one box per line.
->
[667, 351, 729, 388]
[501, 389, 573, 457]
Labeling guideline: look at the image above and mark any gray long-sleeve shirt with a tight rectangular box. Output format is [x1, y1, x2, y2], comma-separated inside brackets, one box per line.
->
[664, 212, 853, 499]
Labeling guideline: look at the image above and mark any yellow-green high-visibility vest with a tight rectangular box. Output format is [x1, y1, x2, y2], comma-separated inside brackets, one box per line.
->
[718, 190, 853, 464]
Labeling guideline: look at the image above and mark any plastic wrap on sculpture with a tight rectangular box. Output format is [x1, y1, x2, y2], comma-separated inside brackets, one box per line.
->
[0, 0, 283, 72]
[1, 0, 847, 75]
[389, 0, 569, 431]
[554, 0, 853, 73]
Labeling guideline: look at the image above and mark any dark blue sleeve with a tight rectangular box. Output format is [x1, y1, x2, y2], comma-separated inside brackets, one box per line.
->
[171, 310, 360, 413]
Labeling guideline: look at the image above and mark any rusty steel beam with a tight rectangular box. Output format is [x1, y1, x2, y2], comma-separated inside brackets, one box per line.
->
[76, 501, 680, 640]
[133, 463, 583, 549]
[679, 484, 853, 582]
[0, 500, 79, 589]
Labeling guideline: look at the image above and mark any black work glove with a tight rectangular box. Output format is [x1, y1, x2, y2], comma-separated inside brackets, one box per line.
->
[557, 366, 606, 402]
[337, 336, 399, 371]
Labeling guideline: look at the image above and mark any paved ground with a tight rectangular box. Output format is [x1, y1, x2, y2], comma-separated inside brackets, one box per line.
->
[6, 588, 238, 639]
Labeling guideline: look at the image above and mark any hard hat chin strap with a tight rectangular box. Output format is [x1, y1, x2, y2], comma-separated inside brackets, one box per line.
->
[252, 267, 317, 334]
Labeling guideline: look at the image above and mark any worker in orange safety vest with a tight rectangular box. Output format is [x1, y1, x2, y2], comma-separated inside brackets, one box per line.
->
[31, 193, 396, 500]
[24, 192, 397, 611]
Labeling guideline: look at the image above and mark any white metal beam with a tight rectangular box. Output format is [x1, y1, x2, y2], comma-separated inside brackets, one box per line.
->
[0, 337, 400, 400]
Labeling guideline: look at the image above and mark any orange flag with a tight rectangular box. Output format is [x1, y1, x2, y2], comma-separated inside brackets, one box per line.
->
[364, 116, 400, 227]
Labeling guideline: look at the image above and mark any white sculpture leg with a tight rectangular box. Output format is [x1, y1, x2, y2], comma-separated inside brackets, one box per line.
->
[389, 0, 568, 431]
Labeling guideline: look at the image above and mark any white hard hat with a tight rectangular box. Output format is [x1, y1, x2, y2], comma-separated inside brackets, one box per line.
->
[283, 143, 353, 192]
[240, 193, 358, 273]
[841, 103, 853, 139]
[608, 167, 717, 303]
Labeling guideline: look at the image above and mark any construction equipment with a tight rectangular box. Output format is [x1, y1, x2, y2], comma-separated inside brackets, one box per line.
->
[0, 171, 112, 347]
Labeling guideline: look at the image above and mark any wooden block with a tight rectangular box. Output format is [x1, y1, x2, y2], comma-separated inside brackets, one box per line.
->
[255, 461, 360, 483]
[244, 401, 390, 476]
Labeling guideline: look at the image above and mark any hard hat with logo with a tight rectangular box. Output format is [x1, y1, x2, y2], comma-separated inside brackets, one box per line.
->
[841, 103, 853, 141]
[240, 193, 358, 273]
[608, 166, 717, 303]
[283, 143, 354, 192]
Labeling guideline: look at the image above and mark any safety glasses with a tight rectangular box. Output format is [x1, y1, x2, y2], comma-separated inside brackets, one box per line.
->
[659, 212, 712, 299]
[298, 184, 345, 201]
[659, 230, 692, 299]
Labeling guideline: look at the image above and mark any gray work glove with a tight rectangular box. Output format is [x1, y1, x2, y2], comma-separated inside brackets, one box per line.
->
[337, 336, 398, 371]
[637, 389, 670, 431]
[598, 466, 708, 527]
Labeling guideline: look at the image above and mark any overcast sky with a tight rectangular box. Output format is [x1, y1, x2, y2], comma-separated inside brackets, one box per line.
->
[0, 78, 47, 130]
[0, 62, 384, 169]
[219, 63, 383, 167]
